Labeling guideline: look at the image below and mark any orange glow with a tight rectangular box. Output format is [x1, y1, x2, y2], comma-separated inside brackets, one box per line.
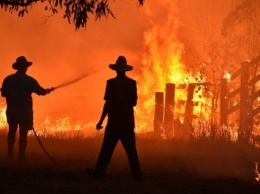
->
[0, 1, 220, 138]
[0, 104, 7, 130]
[0, 0, 258, 142]
[135, 1, 213, 136]
[32, 116, 98, 138]
[224, 71, 231, 82]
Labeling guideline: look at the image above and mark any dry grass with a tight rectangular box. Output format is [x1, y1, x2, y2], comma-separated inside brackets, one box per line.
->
[1, 133, 260, 194]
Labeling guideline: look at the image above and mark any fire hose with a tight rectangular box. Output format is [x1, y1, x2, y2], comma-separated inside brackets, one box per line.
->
[32, 69, 100, 165]
[32, 128, 60, 166]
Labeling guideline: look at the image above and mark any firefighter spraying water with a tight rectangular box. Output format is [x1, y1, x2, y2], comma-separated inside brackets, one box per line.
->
[34, 70, 100, 164]
[0, 56, 99, 163]
[1, 56, 54, 160]
[53, 69, 100, 90]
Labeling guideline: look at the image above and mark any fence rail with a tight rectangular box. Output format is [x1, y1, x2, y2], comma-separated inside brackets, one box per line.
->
[153, 55, 260, 143]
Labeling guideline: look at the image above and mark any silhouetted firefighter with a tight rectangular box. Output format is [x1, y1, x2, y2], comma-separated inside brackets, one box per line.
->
[86, 56, 143, 182]
[1, 56, 54, 160]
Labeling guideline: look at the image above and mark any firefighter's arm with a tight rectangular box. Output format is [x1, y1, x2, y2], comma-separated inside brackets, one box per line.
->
[96, 100, 110, 130]
[0, 87, 5, 97]
[1, 81, 7, 97]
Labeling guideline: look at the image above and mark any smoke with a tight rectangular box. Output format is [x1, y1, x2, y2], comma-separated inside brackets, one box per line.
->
[0, 1, 148, 125]
[1, 0, 258, 181]
[177, 0, 237, 67]
[0, 0, 244, 127]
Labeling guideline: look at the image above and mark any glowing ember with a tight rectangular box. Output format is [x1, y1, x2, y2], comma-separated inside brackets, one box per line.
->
[224, 71, 231, 82]
[254, 162, 260, 184]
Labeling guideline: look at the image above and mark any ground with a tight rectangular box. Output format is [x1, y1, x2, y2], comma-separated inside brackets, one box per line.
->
[1, 133, 260, 194]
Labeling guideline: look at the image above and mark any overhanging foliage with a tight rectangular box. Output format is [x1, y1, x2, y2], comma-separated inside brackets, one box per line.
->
[0, 0, 144, 30]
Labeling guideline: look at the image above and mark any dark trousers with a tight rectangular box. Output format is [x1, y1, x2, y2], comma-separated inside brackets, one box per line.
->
[95, 128, 142, 179]
[8, 123, 28, 158]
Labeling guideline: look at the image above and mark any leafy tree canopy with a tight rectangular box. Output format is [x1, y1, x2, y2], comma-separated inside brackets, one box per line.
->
[222, 0, 260, 37]
[0, 0, 144, 30]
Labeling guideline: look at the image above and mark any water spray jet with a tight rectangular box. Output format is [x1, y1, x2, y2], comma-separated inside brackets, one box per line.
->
[53, 69, 101, 90]
[33, 69, 101, 164]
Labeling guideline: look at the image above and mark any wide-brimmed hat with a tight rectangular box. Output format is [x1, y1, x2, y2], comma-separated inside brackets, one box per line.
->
[109, 56, 133, 71]
[12, 56, 32, 70]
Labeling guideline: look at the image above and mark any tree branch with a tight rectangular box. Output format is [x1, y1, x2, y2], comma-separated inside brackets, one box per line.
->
[0, 0, 144, 29]
[0, 0, 40, 7]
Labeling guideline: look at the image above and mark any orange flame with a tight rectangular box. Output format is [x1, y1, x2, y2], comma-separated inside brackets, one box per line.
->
[32, 117, 98, 138]
[135, 2, 186, 133]
[0, 103, 98, 138]
[224, 70, 231, 82]
[0, 103, 7, 130]
[135, 1, 212, 135]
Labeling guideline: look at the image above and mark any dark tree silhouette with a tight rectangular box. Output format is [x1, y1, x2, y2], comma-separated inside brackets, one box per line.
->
[0, 0, 144, 30]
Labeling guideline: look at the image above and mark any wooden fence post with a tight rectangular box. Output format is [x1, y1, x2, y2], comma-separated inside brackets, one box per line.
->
[183, 83, 196, 135]
[239, 62, 250, 143]
[220, 78, 228, 125]
[164, 83, 175, 139]
[154, 92, 164, 137]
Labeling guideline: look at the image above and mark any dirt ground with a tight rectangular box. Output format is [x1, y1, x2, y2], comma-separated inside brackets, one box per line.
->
[1, 133, 260, 194]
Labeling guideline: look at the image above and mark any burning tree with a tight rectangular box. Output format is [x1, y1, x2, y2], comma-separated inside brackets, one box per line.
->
[135, 0, 218, 140]
[221, 0, 260, 143]
[221, 0, 260, 83]
[0, 0, 144, 30]
[135, 0, 260, 144]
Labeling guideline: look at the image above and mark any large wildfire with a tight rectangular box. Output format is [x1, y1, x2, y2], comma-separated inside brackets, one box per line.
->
[135, 1, 208, 135]
[0, 0, 259, 143]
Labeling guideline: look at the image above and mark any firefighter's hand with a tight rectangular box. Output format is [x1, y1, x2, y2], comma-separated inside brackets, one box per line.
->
[45, 87, 55, 94]
[96, 122, 103, 131]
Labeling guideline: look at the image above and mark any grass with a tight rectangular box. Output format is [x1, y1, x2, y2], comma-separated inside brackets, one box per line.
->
[1, 133, 260, 194]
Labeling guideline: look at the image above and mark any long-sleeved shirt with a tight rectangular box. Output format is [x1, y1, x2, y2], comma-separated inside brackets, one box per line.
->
[104, 75, 137, 129]
[1, 71, 48, 124]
